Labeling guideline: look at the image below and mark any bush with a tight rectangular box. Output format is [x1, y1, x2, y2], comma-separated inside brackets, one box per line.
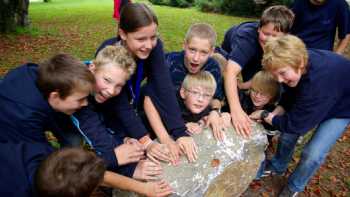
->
[195, 0, 293, 17]
[149, 0, 194, 8]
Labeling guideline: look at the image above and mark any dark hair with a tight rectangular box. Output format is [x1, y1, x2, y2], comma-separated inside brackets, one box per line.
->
[260, 5, 295, 33]
[35, 148, 106, 197]
[119, 3, 158, 33]
[37, 53, 95, 99]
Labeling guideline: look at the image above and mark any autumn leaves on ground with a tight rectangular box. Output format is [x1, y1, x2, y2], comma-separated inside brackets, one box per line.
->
[0, 0, 349, 196]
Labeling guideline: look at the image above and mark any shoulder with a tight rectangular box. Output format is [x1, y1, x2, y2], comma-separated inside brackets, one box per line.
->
[95, 37, 119, 56]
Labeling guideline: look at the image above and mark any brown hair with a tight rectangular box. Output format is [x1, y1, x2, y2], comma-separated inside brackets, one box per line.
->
[262, 35, 308, 72]
[93, 45, 136, 79]
[185, 23, 217, 47]
[119, 3, 158, 33]
[260, 5, 295, 33]
[251, 70, 280, 103]
[37, 53, 95, 99]
[35, 148, 106, 197]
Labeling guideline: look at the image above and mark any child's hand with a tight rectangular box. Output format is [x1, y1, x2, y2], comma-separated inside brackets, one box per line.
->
[163, 139, 181, 166]
[249, 110, 264, 122]
[133, 159, 163, 181]
[142, 179, 173, 197]
[114, 143, 145, 165]
[185, 122, 203, 134]
[221, 112, 232, 128]
[124, 137, 143, 147]
[146, 142, 171, 164]
[207, 111, 226, 141]
[176, 137, 198, 163]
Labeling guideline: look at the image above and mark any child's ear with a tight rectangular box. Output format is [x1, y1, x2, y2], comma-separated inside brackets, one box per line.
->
[47, 91, 60, 106]
[180, 87, 186, 99]
[119, 29, 127, 41]
[209, 46, 214, 56]
[88, 63, 96, 74]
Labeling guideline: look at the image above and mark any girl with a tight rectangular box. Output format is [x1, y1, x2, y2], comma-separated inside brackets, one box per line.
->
[96, 3, 198, 164]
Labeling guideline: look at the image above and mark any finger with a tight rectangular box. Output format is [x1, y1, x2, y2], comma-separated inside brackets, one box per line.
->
[147, 153, 161, 165]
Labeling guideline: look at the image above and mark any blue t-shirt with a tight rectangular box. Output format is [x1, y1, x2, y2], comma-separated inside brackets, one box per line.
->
[291, 0, 350, 51]
[219, 21, 263, 81]
[166, 51, 224, 100]
[273, 49, 350, 135]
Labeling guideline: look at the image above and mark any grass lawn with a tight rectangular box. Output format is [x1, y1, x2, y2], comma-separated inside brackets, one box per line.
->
[0, 0, 250, 74]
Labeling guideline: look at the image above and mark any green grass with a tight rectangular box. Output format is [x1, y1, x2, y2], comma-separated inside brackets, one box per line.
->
[0, 0, 251, 71]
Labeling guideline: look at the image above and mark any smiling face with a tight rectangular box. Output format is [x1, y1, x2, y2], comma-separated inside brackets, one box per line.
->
[183, 37, 213, 74]
[180, 86, 213, 114]
[270, 66, 303, 87]
[249, 89, 272, 109]
[119, 22, 158, 60]
[258, 23, 285, 48]
[90, 63, 128, 103]
[48, 90, 90, 115]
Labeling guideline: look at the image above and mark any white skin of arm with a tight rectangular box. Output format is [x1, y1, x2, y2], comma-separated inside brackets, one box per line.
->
[335, 34, 350, 55]
[224, 60, 252, 137]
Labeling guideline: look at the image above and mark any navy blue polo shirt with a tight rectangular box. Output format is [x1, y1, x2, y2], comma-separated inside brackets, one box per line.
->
[219, 22, 263, 81]
[291, 0, 350, 51]
[273, 49, 350, 135]
[166, 51, 224, 100]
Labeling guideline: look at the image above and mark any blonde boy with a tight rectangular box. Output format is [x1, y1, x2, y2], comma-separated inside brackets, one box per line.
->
[251, 35, 350, 196]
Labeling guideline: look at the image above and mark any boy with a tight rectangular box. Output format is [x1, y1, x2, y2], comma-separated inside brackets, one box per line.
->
[291, 0, 350, 54]
[251, 35, 350, 196]
[0, 53, 94, 145]
[0, 54, 94, 195]
[218, 5, 294, 137]
[35, 147, 106, 197]
[165, 23, 224, 110]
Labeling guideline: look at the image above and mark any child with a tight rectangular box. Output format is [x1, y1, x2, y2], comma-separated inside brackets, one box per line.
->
[251, 35, 350, 196]
[218, 5, 294, 137]
[96, 3, 197, 164]
[291, 0, 350, 54]
[0, 53, 94, 148]
[241, 70, 279, 126]
[74, 45, 163, 181]
[165, 23, 224, 110]
[35, 147, 106, 197]
[0, 54, 94, 195]
[0, 144, 172, 197]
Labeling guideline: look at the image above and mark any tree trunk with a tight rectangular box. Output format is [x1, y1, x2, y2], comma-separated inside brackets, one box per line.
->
[0, 0, 29, 33]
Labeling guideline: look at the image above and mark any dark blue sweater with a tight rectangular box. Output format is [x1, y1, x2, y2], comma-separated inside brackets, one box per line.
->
[273, 49, 350, 135]
[291, 0, 350, 50]
[166, 51, 224, 100]
[95, 38, 188, 140]
[0, 64, 77, 145]
[220, 22, 263, 81]
[0, 142, 51, 197]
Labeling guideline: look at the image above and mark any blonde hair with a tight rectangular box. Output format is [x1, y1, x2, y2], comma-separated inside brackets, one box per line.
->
[262, 35, 308, 72]
[185, 23, 217, 47]
[251, 70, 280, 103]
[93, 45, 136, 79]
[182, 71, 217, 95]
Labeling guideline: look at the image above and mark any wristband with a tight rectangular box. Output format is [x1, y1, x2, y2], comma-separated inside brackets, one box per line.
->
[138, 135, 153, 149]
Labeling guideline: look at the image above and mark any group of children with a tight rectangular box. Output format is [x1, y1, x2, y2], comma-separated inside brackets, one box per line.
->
[1, 1, 350, 197]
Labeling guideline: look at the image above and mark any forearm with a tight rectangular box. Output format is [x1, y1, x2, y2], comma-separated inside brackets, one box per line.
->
[144, 96, 172, 143]
[224, 68, 243, 114]
[102, 171, 146, 193]
[271, 105, 285, 116]
[335, 34, 350, 54]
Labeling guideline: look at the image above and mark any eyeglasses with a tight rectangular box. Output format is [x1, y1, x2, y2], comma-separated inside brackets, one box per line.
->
[250, 89, 270, 98]
[185, 89, 213, 100]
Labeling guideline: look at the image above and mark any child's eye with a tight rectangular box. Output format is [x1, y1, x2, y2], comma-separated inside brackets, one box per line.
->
[104, 78, 112, 84]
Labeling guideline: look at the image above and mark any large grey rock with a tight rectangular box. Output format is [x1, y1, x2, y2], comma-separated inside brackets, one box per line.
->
[114, 123, 268, 197]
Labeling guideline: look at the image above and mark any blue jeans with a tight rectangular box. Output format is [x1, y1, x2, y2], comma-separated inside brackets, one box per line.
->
[269, 118, 350, 192]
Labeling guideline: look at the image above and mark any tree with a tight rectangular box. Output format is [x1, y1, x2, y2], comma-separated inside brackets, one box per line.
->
[0, 0, 29, 33]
